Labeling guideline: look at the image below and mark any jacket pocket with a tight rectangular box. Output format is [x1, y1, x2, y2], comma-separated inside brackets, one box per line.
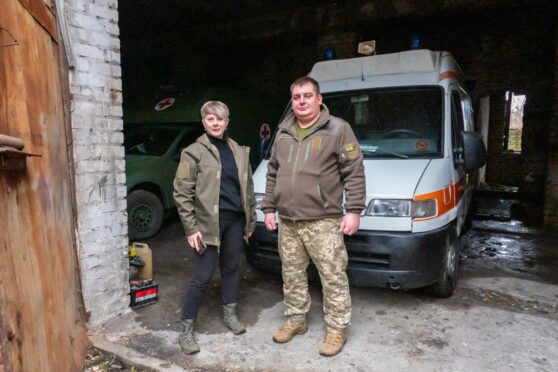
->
[317, 183, 329, 209]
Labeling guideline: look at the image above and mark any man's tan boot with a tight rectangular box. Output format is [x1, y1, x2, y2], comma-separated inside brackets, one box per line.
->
[272, 320, 307, 343]
[319, 330, 346, 357]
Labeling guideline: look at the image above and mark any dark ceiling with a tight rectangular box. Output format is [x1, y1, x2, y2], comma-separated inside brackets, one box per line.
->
[118, 0, 556, 101]
[119, 0, 548, 39]
[118, 0, 322, 35]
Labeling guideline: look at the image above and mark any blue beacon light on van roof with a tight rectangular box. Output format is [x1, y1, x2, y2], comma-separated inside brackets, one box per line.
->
[410, 35, 422, 50]
[324, 47, 336, 60]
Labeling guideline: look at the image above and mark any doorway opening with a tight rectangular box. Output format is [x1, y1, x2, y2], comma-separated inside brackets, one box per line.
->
[503, 91, 526, 153]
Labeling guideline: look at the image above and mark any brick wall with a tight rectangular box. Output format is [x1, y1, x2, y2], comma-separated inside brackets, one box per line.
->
[316, 3, 358, 60]
[469, 9, 555, 201]
[544, 22, 558, 226]
[65, 0, 129, 328]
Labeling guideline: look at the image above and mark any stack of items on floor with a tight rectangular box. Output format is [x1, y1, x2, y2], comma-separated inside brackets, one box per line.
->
[128, 242, 159, 309]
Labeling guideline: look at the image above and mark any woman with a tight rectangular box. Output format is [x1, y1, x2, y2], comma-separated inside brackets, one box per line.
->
[173, 101, 256, 354]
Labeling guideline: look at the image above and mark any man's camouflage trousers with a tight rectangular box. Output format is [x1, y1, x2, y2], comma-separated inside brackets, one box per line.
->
[278, 217, 351, 332]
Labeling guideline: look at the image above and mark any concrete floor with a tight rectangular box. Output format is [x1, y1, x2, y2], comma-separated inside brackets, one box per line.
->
[94, 198, 558, 371]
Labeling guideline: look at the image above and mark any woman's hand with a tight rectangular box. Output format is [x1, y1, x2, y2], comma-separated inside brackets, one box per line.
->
[244, 231, 253, 244]
[187, 232, 203, 252]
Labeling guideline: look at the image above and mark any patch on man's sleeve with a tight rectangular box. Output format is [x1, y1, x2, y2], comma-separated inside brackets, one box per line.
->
[176, 162, 189, 179]
[344, 142, 359, 160]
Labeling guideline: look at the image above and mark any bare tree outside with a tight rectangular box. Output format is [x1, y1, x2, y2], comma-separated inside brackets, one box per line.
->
[505, 91, 526, 152]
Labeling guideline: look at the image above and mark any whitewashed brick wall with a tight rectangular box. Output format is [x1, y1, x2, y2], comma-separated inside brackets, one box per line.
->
[65, 0, 130, 328]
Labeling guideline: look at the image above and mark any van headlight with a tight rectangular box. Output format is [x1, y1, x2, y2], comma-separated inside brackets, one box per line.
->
[364, 199, 436, 218]
[255, 193, 265, 210]
[365, 199, 411, 216]
[411, 199, 437, 218]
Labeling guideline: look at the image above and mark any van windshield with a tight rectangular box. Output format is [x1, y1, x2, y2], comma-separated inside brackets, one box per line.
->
[323, 86, 443, 159]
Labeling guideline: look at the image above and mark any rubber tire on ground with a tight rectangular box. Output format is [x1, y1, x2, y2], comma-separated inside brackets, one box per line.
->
[428, 225, 459, 298]
[127, 190, 164, 240]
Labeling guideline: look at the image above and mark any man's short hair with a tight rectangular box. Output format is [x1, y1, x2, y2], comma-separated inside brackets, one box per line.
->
[200, 101, 230, 119]
[290, 76, 321, 95]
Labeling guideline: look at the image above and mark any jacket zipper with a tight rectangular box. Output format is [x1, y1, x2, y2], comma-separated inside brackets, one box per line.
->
[289, 133, 305, 222]
[208, 142, 221, 250]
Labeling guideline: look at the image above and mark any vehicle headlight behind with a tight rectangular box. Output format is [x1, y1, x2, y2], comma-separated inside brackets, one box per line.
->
[255, 193, 265, 210]
[411, 199, 437, 218]
[364, 199, 437, 218]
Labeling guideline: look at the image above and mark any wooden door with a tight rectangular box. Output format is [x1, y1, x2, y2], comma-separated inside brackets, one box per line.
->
[0, 1, 90, 371]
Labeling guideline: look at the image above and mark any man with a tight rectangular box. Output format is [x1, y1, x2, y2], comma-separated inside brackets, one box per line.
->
[261, 76, 365, 356]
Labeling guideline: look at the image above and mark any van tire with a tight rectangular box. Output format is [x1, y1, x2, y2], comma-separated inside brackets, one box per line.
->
[428, 225, 459, 298]
[128, 190, 164, 240]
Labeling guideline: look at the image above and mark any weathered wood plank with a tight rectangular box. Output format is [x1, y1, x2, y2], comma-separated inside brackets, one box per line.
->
[0, 1, 89, 371]
[17, 0, 58, 42]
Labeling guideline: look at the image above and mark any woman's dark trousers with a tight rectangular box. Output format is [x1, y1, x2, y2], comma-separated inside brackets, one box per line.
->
[181, 213, 245, 319]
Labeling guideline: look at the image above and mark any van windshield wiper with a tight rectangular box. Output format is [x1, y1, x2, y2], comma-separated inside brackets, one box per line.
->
[361, 147, 409, 159]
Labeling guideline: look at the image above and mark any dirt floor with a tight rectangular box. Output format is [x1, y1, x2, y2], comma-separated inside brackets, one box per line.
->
[83, 348, 156, 372]
[92, 196, 558, 371]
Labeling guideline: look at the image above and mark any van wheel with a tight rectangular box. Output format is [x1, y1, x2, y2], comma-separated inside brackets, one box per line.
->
[127, 190, 164, 240]
[428, 225, 459, 298]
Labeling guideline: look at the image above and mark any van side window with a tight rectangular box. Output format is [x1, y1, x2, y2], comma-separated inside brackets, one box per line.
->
[451, 91, 465, 166]
[173, 128, 204, 160]
[451, 91, 465, 149]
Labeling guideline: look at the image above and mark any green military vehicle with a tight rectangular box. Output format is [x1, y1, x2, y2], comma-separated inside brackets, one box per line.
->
[124, 87, 280, 239]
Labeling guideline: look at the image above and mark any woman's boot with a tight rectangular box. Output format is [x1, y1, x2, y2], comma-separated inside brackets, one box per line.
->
[178, 319, 200, 354]
[223, 303, 246, 335]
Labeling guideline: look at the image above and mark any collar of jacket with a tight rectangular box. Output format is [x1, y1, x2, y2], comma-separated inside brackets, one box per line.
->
[197, 133, 240, 157]
[278, 103, 331, 139]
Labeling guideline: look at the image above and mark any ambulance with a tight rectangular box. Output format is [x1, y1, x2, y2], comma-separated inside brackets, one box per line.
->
[247, 49, 486, 297]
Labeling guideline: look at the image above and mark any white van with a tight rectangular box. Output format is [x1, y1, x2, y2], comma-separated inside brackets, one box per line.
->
[248, 49, 486, 297]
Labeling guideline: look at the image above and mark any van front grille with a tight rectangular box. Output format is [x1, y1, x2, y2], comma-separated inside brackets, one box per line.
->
[348, 251, 390, 268]
[254, 238, 390, 269]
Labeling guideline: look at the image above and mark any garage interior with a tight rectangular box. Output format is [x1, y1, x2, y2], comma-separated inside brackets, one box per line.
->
[4, 1, 558, 370]
[120, 0, 558, 222]
[112, 0, 558, 370]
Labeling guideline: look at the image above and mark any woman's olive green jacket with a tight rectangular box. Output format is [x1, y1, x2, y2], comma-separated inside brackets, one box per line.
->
[173, 134, 256, 247]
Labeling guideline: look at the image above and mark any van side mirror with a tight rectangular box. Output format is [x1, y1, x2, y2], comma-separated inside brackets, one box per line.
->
[457, 131, 486, 172]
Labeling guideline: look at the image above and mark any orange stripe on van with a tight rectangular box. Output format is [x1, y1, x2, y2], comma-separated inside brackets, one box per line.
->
[413, 177, 465, 222]
[438, 71, 461, 82]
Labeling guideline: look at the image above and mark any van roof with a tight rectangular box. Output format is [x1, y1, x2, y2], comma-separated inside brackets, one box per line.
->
[309, 49, 462, 84]
[123, 87, 278, 124]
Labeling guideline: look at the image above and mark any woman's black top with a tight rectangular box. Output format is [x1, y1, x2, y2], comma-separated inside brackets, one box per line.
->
[207, 135, 243, 215]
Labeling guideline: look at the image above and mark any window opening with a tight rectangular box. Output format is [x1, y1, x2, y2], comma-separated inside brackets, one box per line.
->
[503, 91, 525, 152]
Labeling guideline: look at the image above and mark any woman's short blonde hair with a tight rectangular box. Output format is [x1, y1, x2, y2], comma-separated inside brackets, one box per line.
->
[200, 101, 230, 120]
